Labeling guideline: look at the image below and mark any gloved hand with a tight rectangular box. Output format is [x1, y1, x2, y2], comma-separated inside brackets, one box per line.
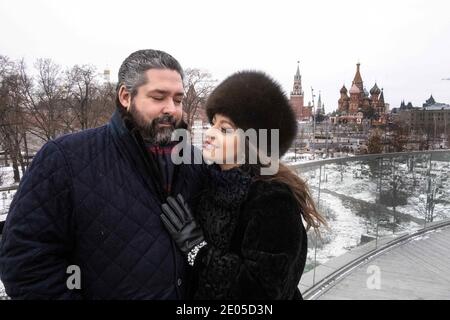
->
[161, 194, 206, 256]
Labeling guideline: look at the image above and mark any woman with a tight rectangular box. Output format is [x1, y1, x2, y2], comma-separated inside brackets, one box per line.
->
[160, 71, 327, 299]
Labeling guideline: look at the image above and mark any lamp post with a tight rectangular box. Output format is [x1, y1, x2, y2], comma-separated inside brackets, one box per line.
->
[325, 118, 330, 158]
[311, 87, 316, 159]
[433, 113, 437, 149]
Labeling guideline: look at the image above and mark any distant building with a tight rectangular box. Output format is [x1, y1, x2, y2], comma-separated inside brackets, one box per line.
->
[330, 110, 364, 125]
[399, 100, 414, 110]
[316, 91, 325, 117]
[333, 63, 389, 125]
[422, 94, 448, 108]
[395, 95, 450, 135]
[103, 68, 111, 83]
[289, 62, 313, 121]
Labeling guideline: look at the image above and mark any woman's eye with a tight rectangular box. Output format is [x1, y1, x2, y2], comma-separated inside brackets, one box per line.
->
[221, 128, 233, 134]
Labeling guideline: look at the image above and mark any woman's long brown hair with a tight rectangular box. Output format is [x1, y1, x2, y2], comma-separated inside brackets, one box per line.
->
[259, 162, 328, 234]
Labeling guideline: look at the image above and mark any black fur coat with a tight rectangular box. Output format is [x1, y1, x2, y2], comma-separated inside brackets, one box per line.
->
[189, 164, 307, 300]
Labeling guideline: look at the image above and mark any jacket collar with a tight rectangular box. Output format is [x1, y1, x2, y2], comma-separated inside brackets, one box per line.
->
[109, 109, 167, 201]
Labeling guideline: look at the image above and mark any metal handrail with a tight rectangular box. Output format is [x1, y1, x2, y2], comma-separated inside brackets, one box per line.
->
[288, 149, 450, 170]
[0, 185, 19, 193]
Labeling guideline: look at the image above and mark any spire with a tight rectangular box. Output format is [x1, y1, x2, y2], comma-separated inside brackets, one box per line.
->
[317, 91, 322, 108]
[295, 61, 301, 80]
[316, 91, 324, 115]
[291, 61, 303, 96]
[379, 88, 385, 104]
[352, 62, 363, 92]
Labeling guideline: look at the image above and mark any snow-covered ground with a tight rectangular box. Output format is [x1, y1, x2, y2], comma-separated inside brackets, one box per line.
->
[307, 191, 367, 265]
[298, 156, 450, 271]
[0, 281, 5, 298]
[303, 162, 379, 203]
[0, 166, 20, 216]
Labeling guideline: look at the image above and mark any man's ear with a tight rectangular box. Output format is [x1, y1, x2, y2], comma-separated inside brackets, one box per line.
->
[118, 85, 131, 110]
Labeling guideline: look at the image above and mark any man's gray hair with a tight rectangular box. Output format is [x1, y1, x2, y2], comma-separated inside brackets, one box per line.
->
[117, 49, 184, 99]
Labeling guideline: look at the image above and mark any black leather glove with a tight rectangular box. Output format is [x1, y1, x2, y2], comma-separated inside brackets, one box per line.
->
[161, 194, 205, 256]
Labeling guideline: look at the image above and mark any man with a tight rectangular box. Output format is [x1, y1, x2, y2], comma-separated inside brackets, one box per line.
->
[0, 49, 205, 299]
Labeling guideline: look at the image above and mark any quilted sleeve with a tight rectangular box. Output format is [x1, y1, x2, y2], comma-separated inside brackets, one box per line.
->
[0, 141, 83, 299]
[192, 186, 304, 300]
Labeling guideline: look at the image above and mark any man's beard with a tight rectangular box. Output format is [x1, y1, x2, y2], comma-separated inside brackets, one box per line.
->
[128, 102, 179, 145]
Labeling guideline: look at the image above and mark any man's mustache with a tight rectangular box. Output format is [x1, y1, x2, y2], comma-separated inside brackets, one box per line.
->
[153, 115, 176, 127]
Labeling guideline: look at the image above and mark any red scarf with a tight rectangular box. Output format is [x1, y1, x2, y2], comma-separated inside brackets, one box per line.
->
[146, 142, 177, 194]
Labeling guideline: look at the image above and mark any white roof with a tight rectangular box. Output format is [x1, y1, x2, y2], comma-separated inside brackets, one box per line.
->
[423, 104, 450, 111]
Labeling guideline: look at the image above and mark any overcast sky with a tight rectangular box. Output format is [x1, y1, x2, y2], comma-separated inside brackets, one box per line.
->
[1, 0, 449, 113]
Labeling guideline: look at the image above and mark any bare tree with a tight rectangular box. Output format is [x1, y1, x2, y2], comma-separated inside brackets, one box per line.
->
[389, 123, 408, 152]
[87, 80, 116, 127]
[367, 130, 383, 154]
[409, 172, 446, 223]
[0, 54, 119, 187]
[0, 56, 27, 182]
[19, 58, 67, 141]
[182, 68, 216, 128]
[64, 64, 99, 131]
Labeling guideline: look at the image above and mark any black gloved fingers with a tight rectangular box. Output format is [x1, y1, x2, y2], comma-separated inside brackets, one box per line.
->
[176, 194, 186, 206]
[161, 203, 183, 231]
[167, 196, 188, 223]
[160, 213, 178, 234]
[176, 194, 194, 220]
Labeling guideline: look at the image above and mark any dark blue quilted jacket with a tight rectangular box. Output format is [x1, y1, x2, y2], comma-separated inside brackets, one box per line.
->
[0, 110, 205, 299]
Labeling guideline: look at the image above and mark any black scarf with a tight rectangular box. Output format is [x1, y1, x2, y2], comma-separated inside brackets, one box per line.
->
[195, 164, 254, 251]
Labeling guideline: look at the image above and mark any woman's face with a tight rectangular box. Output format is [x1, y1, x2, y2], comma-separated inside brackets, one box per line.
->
[202, 114, 242, 167]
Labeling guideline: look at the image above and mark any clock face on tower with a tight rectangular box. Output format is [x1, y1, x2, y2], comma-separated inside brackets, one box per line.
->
[295, 85, 299, 90]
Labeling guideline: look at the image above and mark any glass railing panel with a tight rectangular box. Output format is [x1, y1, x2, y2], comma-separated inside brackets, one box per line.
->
[292, 151, 450, 286]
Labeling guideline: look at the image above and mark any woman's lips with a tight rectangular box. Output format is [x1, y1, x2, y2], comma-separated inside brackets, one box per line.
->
[203, 141, 216, 151]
